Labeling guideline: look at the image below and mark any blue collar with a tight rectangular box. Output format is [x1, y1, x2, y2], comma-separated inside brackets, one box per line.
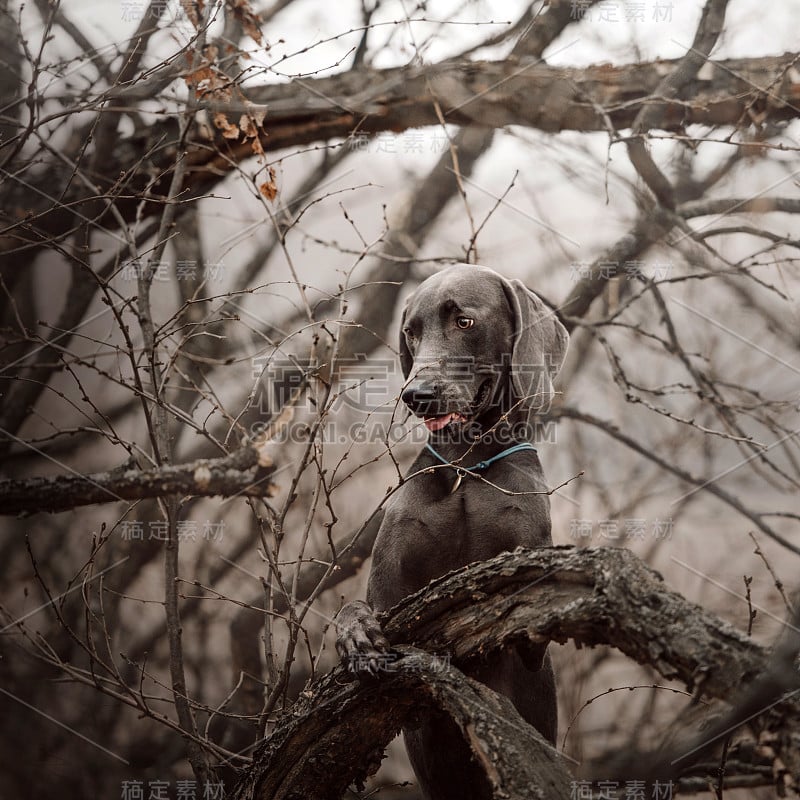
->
[425, 441, 537, 474]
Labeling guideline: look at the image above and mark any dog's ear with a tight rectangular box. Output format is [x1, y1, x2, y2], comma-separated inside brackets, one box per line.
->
[502, 278, 569, 415]
[399, 304, 413, 379]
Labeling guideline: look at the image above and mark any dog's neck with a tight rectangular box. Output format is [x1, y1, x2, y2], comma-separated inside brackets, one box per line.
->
[425, 414, 532, 466]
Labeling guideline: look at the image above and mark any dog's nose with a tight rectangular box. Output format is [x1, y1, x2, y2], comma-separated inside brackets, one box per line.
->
[401, 383, 439, 414]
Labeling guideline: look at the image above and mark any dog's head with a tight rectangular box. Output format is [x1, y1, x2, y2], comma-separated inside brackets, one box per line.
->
[399, 263, 568, 435]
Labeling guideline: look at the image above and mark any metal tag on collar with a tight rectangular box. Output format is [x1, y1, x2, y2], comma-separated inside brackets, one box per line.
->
[451, 468, 466, 493]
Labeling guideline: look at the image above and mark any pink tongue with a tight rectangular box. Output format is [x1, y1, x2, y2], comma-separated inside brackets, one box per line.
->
[424, 413, 458, 431]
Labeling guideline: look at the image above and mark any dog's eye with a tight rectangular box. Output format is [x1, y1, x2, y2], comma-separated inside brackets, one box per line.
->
[455, 316, 474, 330]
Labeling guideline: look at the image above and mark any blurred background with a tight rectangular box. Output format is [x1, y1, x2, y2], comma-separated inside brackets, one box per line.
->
[1, 0, 799, 797]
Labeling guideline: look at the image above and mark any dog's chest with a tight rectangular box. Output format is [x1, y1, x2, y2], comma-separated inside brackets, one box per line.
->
[369, 475, 549, 609]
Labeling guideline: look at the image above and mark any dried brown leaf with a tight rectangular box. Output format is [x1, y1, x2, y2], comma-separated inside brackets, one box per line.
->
[214, 112, 240, 139]
[226, 0, 263, 45]
[259, 168, 277, 202]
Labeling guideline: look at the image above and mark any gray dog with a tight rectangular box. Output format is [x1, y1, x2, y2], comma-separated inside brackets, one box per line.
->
[336, 263, 569, 800]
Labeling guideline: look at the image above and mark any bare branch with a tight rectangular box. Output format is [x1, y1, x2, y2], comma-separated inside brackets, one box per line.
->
[625, 0, 730, 209]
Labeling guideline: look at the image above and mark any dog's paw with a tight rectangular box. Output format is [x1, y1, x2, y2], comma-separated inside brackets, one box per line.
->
[335, 600, 392, 677]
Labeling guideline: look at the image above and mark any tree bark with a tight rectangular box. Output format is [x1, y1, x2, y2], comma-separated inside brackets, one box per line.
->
[231, 647, 573, 800]
[4, 53, 799, 255]
[0, 443, 276, 515]
[231, 546, 800, 799]
[246, 53, 800, 151]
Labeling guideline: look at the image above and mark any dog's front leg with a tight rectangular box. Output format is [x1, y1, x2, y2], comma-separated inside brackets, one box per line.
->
[517, 640, 548, 672]
[335, 600, 391, 676]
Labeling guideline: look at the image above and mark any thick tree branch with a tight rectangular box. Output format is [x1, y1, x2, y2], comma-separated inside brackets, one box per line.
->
[384, 546, 766, 696]
[232, 546, 800, 798]
[679, 196, 800, 217]
[4, 53, 799, 255]
[0, 443, 276, 515]
[246, 53, 800, 151]
[231, 647, 573, 800]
